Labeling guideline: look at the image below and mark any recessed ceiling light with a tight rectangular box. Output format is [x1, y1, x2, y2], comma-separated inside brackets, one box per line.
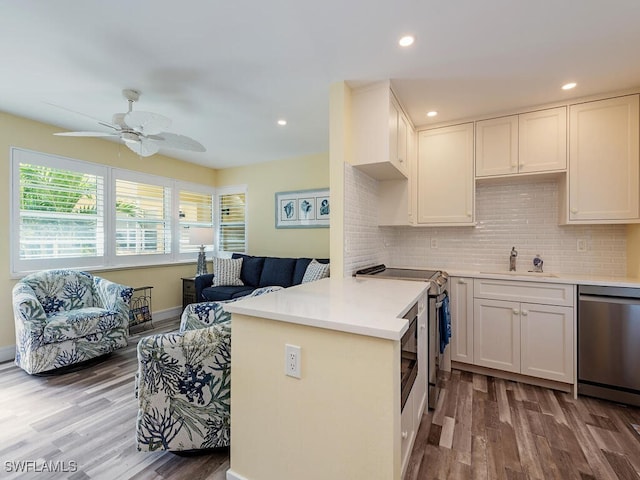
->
[562, 82, 577, 90]
[426, 111, 438, 117]
[398, 35, 415, 47]
[277, 119, 287, 126]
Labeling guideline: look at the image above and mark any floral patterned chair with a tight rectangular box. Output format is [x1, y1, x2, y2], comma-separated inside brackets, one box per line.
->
[12, 269, 133, 375]
[135, 286, 282, 452]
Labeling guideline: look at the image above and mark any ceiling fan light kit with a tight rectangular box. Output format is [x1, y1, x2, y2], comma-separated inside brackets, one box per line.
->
[53, 89, 205, 157]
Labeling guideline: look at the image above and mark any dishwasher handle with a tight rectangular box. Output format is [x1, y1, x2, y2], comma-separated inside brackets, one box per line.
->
[580, 294, 640, 306]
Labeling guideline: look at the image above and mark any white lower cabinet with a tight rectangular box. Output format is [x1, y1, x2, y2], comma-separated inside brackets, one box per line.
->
[401, 293, 427, 478]
[474, 298, 521, 373]
[465, 279, 575, 384]
[449, 277, 474, 364]
[520, 302, 573, 383]
[400, 387, 415, 477]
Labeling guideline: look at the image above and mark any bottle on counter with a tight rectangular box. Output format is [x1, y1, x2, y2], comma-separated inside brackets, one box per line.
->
[532, 254, 544, 273]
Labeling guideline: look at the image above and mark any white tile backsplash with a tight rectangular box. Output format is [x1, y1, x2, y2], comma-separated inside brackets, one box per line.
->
[343, 169, 627, 277]
[343, 164, 386, 276]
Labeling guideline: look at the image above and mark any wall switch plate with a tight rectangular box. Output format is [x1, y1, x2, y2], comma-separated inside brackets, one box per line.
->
[577, 239, 587, 252]
[285, 344, 301, 379]
[430, 238, 438, 249]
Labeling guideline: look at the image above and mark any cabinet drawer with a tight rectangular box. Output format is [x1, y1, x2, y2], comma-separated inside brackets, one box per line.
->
[473, 278, 574, 307]
[183, 280, 196, 294]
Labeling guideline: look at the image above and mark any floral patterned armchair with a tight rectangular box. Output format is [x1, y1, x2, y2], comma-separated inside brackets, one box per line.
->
[12, 269, 133, 375]
[135, 286, 282, 452]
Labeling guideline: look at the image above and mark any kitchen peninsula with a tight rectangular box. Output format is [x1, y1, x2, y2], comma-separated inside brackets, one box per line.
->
[224, 277, 429, 480]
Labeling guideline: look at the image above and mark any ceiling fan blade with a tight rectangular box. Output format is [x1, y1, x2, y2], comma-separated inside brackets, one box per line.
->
[124, 111, 171, 135]
[54, 131, 119, 137]
[124, 137, 160, 157]
[154, 132, 206, 152]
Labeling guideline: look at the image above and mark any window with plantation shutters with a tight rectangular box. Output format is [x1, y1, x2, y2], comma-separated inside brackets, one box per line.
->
[217, 188, 247, 253]
[10, 148, 218, 274]
[179, 189, 214, 255]
[114, 177, 171, 256]
[11, 148, 106, 273]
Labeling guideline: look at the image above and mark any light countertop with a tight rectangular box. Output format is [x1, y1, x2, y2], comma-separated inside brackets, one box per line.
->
[385, 264, 640, 288]
[441, 268, 640, 288]
[223, 276, 429, 340]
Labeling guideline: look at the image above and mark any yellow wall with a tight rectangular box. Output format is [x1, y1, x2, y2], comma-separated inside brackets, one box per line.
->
[229, 313, 400, 480]
[329, 81, 352, 277]
[215, 153, 330, 259]
[0, 111, 216, 349]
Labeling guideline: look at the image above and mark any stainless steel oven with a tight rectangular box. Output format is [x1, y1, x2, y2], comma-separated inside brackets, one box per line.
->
[355, 264, 449, 409]
[400, 302, 419, 411]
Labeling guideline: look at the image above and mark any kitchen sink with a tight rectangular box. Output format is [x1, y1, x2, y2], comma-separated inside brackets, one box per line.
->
[479, 271, 558, 278]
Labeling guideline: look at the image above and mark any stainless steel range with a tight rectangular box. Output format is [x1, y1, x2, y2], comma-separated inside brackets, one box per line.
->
[355, 264, 449, 410]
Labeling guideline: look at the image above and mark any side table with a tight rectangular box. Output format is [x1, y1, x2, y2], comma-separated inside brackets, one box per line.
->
[182, 277, 197, 311]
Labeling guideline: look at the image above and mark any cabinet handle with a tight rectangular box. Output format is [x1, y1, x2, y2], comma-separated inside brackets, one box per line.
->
[402, 431, 408, 439]
[458, 280, 467, 284]
[512, 308, 520, 315]
[398, 157, 404, 163]
[571, 208, 578, 214]
[511, 163, 517, 169]
[466, 212, 472, 217]
[420, 325, 426, 330]
[521, 310, 529, 316]
[519, 163, 525, 168]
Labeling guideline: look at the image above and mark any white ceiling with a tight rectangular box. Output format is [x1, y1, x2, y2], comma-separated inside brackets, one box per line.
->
[2, 0, 640, 169]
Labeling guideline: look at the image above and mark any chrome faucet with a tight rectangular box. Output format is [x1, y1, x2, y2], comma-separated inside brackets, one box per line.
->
[509, 247, 518, 271]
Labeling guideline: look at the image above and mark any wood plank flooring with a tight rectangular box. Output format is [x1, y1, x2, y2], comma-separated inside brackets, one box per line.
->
[1, 323, 639, 479]
[406, 370, 640, 480]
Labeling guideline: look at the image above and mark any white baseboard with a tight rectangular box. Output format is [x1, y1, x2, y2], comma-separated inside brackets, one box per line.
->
[0, 306, 183, 365]
[226, 470, 249, 480]
[0, 344, 15, 364]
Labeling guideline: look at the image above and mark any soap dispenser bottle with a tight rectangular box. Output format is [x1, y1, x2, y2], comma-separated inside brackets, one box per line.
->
[532, 254, 544, 273]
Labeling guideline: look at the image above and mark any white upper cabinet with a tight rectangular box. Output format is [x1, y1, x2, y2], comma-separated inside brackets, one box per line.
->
[417, 123, 475, 225]
[566, 94, 640, 223]
[519, 107, 567, 174]
[475, 115, 519, 177]
[475, 107, 567, 178]
[351, 82, 411, 180]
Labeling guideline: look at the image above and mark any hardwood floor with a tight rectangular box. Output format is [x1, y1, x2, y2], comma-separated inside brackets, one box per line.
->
[1, 325, 639, 479]
[406, 370, 640, 480]
[0, 321, 230, 480]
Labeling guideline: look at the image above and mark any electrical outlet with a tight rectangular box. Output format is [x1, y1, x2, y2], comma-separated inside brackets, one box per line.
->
[430, 238, 438, 249]
[285, 344, 301, 379]
[577, 239, 587, 252]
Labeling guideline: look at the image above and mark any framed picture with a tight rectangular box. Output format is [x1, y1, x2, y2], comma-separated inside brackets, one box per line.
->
[276, 188, 330, 228]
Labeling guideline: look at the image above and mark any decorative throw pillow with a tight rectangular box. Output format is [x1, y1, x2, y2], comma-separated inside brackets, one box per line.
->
[212, 257, 244, 287]
[301, 259, 330, 283]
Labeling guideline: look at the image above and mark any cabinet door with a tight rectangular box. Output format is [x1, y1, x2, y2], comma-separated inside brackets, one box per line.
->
[473, 298, 521, 373]
[351, 82, 407, 180]
[407, 122, 417, 224]
[397, 108, 409, 176]
[568, 95, 640, 221]
[520, 303, 574, 383]
[400, 387, 415, 478]
[450, 277, 474, 364]
[519, 107, 567, 174]
[417, 123, 475, 224]
[475, 115, 518, 177]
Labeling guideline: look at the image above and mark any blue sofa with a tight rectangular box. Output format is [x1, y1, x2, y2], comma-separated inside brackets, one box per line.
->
[195, 253, 329, 302]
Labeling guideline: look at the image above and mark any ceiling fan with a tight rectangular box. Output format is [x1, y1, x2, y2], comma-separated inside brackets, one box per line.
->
[54, 89, 206, 157]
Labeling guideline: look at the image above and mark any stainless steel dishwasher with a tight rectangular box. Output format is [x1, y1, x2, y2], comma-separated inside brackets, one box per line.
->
[578, 285, 640, 407]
